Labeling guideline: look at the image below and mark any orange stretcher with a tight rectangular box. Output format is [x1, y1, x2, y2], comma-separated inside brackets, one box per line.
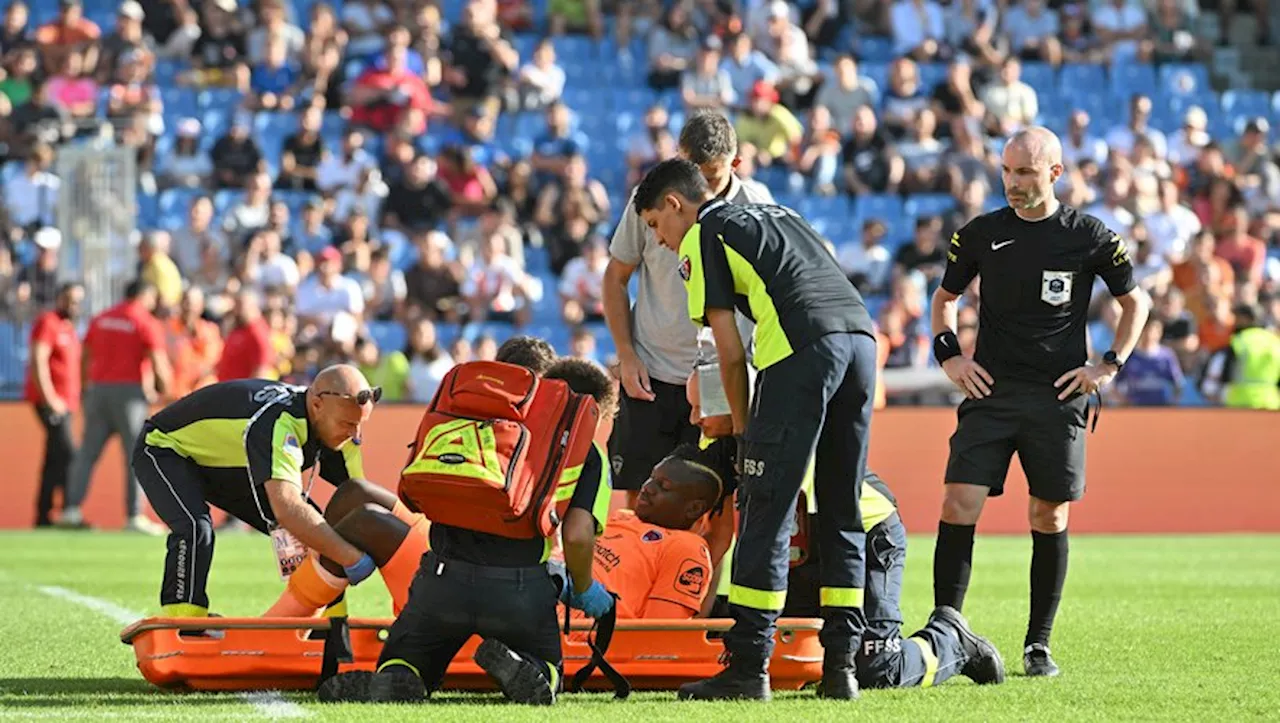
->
[120, 617, 824, 693]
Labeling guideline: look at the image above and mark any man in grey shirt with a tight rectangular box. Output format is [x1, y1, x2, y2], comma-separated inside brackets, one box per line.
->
[603, 110, 774, 503]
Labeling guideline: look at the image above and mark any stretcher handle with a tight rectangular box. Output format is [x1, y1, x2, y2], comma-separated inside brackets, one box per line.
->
[120, 616, 824, 644]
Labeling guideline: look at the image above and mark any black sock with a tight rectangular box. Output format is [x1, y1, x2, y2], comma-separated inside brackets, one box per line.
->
[933, 522, 976, 610]
[1026, 530, 1069, 648]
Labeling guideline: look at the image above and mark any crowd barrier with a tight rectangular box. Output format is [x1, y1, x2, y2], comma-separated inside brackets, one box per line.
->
[0, 403, 1275, 532]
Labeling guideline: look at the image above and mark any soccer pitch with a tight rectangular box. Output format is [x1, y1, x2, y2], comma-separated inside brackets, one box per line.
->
[1, 531, 1277, 722]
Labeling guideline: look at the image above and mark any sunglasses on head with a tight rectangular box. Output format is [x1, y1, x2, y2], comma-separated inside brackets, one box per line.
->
[317, 386, 383, 405]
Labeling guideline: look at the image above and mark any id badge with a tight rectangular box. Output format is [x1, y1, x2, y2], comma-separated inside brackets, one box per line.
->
[269, 524, 309, 581]
[696, 362, 732, 418]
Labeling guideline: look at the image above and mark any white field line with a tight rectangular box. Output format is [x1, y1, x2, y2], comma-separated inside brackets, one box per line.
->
[22, 584, 310, 720]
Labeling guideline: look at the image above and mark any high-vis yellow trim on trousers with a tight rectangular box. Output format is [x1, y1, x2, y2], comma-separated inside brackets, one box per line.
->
[378, 658, 422, 679]
[907, 637, 939, 688]
[819, 587, 865, 608]
[160, 603, 209, 617]
[729, 584, 787, 611]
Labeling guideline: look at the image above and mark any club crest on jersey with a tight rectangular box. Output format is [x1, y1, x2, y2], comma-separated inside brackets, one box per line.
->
[1041, 271, 1073, 306]
[642, 530, 663, 543]
[678, 255, 691, 281]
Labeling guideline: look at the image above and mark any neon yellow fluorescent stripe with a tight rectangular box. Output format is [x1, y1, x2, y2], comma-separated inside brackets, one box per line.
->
[679, 223, 707, 324]
[908, 637, 939, 688]
[161, 603, 208, 618]
[819, 587, 865, 608]
[722, 240, 793, 369]
[378, 658, 421, 678]
[729, 584, 787, 611]
[589, 443, 611, 534]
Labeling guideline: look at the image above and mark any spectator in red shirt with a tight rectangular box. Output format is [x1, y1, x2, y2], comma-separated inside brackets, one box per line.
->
[62, 280, 171, 532]
[347, 43, 433, 135]
[216, 289, 276, 382]
[25, 282, 83, 527]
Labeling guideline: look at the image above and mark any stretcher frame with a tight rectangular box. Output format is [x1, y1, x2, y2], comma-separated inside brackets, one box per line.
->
[120, 616, 825, 693]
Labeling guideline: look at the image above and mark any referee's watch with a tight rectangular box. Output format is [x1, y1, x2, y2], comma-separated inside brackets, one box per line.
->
[1102, 350, 1125, 373]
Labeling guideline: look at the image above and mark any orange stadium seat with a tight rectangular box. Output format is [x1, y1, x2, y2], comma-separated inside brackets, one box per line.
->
[119, 617, 824, 693]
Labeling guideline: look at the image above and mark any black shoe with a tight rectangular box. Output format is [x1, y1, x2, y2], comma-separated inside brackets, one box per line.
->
[929, 606, 1005, 685]
[1023, 643, 1060, 678]
[317, 671, 373, 703]
[368, 665, 426, 703]
[474, 638, 556, 706]
[677, 656, 771, 701]
[815, 654, 860, 700]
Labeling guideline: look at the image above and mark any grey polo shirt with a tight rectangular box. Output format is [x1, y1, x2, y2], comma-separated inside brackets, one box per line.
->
[609, 174, 775, 386]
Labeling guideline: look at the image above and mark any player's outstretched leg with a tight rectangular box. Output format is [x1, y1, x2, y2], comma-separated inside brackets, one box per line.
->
[927, 606, 1005, 685]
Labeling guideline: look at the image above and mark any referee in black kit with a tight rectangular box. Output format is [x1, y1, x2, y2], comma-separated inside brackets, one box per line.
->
[634, 158, 878, 701]
[930, 127, 1150, 677]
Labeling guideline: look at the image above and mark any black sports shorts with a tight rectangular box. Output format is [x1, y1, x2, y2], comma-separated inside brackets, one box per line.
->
[944, 380, 1090, 503]
[607, 379, 701, 491]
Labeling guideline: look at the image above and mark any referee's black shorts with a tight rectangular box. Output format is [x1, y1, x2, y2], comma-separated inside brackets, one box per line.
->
[944, 380, 1090, 503]
[607, 379, 702, 491]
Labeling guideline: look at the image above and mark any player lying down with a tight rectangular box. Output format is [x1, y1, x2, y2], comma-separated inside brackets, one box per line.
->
[264, 443, 724, 622]
[688, 372, 1007, 690]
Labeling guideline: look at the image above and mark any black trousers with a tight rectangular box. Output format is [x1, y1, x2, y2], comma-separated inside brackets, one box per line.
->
[378, 551, 563, 692]
[727, 332, 878, 666]
[34, 405, 76, 526]
[132, 432, 273, 610]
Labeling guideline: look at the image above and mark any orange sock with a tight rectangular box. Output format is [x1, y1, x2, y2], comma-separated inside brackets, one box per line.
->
[265, 555, 349, 617]
[380, 515, 431, 616]
[390, 499, 419, 526]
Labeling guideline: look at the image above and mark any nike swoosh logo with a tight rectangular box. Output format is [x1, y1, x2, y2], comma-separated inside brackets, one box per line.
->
[991, 239, 1016, 250]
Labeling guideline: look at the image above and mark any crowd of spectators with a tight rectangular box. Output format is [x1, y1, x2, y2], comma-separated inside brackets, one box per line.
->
[1, 0, 1278, 407]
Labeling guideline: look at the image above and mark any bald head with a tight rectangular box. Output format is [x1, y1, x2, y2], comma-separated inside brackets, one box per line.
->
[1005, 126, 1062, 167]
[1001, 126, 1064, 217]
[310, 364, 370, 396]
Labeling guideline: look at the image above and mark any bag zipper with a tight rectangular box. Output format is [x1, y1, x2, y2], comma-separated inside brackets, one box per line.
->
[528, 394, 581, 523]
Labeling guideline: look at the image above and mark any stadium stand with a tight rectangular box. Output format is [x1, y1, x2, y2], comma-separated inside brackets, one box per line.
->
[0, 0, 1277, 408]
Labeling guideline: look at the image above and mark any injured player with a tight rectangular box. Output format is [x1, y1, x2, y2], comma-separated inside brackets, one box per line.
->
[265, 344, 721, 623]
[265, 442, 723, 622]
[688, 371, 1008, 690]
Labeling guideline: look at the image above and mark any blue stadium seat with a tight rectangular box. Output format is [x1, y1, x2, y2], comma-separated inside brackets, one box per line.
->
[161, 87, 199, 120]
[853, 194, 903, 221]
[918, 63, 948, 92]
[1020, 62, 1055, 93]
[904, 193, 956, 219]
[368, 320, 407, 353]
[1109, 62, 1158, 100]
[199, 88, 246, 111]
[159, 188, 200, 218]
[1160, 63, 1211, 96]
[860, 63, 889, 94]
[1058, 64, 1107, 95]
[856, 36, 895, 64]
[1221, 89, 1271, 118]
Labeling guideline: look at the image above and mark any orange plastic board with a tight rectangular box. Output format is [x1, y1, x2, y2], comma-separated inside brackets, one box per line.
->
[120, 617, 825, 693]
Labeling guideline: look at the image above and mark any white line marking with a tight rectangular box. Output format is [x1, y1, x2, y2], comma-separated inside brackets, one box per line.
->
[35, 585, 139, 625]
[27, 585, 311, 719]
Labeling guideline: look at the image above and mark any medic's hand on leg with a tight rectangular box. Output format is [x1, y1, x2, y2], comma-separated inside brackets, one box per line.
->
[265, 478, 376, 584]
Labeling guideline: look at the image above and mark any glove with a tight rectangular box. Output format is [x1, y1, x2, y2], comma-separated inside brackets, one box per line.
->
[343, 553, 377, 585]
[569, 580, 615, 619]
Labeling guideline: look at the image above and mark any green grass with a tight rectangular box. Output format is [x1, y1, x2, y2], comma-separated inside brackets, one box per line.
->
[0, 531, 1277, 721]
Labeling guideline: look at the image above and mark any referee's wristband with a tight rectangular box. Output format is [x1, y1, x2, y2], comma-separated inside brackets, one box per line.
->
[933, 331, 962, 365]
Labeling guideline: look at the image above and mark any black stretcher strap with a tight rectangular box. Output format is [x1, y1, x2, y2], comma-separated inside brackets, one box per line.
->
[567, 596, 630, 700]
[317, 616, 353, 688]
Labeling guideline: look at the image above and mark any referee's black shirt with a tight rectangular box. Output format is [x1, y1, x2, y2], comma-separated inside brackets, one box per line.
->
[940, 205, 1136, 385]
